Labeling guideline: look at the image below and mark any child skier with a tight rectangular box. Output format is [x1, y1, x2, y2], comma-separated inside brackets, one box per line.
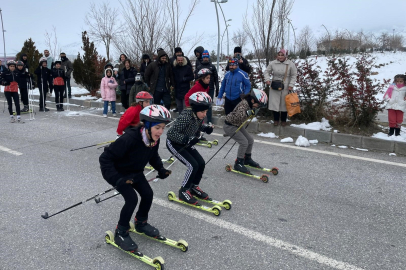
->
[384, 74, 406, 136]
[16, 60, 31, 113]
[129, 73, 150, 104]
[34, 57, 53, 112]
[223, 89, 268, 173]
[100, 68, 118, 117]
[51, 59, 66, 111]
[117, 91, 153, 136]
[1, 60, 22, 123]
[99, 104, 172, 252]
[166, 92, 214, 205]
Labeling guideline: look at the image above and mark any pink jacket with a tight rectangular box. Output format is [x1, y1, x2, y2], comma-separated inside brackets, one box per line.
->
[100, 76, 118, 101]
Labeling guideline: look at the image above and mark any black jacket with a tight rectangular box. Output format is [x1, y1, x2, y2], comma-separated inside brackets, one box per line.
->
[16, 68, 31, 89]
[144, 50, 174, 94]
[169, 53, 192, 68]
[195, 61, 219, 93]
[140, 54, 151, 78]
[225, 56, 251, 74]
[99, 126, 164, 186]
[166, 109, 205, 145]
[172, 57, 194, 99]
[51, 68, 66, 82]
[34, 66, 53, 91]
[0, 65, 6, 76]
[20, 54, 29, 70]
[1, 69, 19, 86]
[194, 46, 204, 68]
[118, 67, 136, 93]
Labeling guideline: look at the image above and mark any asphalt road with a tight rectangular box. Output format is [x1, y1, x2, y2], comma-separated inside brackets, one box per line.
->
[0, 106, 405, 270]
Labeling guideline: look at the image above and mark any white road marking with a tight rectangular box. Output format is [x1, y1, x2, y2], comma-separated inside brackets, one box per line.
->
[0, 145, 23, 156]
[211, 132, 406, 168]
[154, 198, 364, 270]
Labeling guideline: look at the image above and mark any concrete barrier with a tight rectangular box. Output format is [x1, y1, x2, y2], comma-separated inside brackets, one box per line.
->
[362, 137, 394, 152]
[332, 133, 362, 148]
[279, 126, 305, 138]
[304, 129, 332, 143]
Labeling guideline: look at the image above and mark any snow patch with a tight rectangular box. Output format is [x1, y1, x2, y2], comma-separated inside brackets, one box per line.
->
[389, 153, 397, 156]
[355, 148, 368, 152]
[280, 137, 294, 143]
[251, 117, 258, 122]
[66, 111, 81, 116]
[372, 132, 406, 142]
[295, 135, 310, 147]
[309, 139, 319, 144]
[258, 132, 278, 138]
[338, 146, 348, 149]
[291, 118, 332, 131]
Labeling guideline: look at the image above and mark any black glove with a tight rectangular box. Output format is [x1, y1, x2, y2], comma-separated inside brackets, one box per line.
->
[116, 177, 133, 187]
[183, 136, 199, 146]
[157, 168, 171, 179]
[202, 124, 213, 134]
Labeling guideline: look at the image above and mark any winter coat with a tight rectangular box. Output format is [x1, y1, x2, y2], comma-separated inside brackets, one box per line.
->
[1, 69, 19, 92]
[129, 82, 150, 104]
[140, 55, 151, 78]
[172, 57, 194, 100]
[166, 109, 205, 145]
[218, 68, 251, 101]
[99, 126, 164, 186]
[264, 59, 297, 112]
[34, 66, 53, 91]
[116, 104, 142, 135]
[195, 61, 219, 93]
[194, 46, 204, 68]
[184, 80, 209, 107]
[385, 85, 406, 112]
[100, 72, 118, 102]
[144, 50, 174, 94]
[118, 67, 136, 93]
[0, 65, 7, 75]
[20, 54, 29, 70]
[16, 68, 31, 89]
[51, 68, 66, 86]
[169, 53, 192, 68]
[224, 98, 252, 127]
[225, 56, 251, 74]
[61, 58, 73, 78]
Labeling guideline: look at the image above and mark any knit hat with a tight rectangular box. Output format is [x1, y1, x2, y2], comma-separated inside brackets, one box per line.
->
[174, 47, 182, 54]
[234, 46, 242, 53]
[228, 58, 239, 66]
[278, 49, 287, 56]
[202, 50, 210, 59]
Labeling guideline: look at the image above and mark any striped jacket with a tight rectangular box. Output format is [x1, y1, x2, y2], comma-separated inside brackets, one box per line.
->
[218, 67, 251, 101]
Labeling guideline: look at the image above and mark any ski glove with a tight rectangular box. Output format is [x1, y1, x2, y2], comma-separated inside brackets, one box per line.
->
[157, 168, 172, 179]
[246, 108, 260, 117]
[202, 124, 214, 134]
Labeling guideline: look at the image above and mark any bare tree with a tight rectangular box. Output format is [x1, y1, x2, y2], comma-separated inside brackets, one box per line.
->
[85, 2, 122, 61]
[379, 32, 390, 51]
[297, 25, 315, 53]
[44, 26, 61, 58]
[231, 29, 248, 49]
[390, 34, 404, 52]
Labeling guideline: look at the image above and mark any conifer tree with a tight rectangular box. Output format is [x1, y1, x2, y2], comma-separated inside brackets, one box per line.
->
[16, 38, 43, 81]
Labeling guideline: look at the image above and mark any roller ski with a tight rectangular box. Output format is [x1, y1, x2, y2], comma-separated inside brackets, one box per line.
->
[225, 158, 270, 183]
[129, 221, 188, 252]
[13, 109, 34, 115]
[105, 225, 165, 269]
[167, 189, 222, 216]
[244, 153, 278, 175]
[189, 185, 232, 210]
[196, 139, 218, 148]
[145, 157, 175, 170]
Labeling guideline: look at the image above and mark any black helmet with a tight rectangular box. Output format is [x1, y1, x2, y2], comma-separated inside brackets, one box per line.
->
[16, 61, 24, 66]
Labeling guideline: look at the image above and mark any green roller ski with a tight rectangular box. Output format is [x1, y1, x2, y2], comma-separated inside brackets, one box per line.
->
[196, 139, 218, 148]
[104, 230, 165, 270]
[13, 110, 34, 115]
[144, 165, 154, 171]
[225, 164, 270, 183]
[167, 191, 222, 216]
[129, 222, 188, 252]
[245, 165, 279, 175]
[163, 157, 175, 164]
[193, 197, 232, 210]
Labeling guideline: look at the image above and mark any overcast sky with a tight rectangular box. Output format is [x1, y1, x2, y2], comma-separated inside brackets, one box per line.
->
[1, 0, 405, 60]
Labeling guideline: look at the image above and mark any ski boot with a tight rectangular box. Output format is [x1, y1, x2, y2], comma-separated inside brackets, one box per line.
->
[234, 157, 250, 174]
[395, 127, 401, 136]
[190, 185, 209, 200]
[178, 187, 199, 205]
[388, 127, 395, 136]
[199, 135, 208, 142]
[10, 116, 15, 123]
[134, 217, 160, 238]
[244, 153, 260, 168]
[60, 106, 64, 111]
[114, 224, 138, 252]
[21, 105, 29, 113]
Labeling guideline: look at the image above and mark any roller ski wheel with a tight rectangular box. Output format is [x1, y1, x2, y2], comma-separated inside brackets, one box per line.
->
[167, 191, 222, 216]
[196, 142, 212, 148]
[246, 165, 279, 175]
[13, 110, 34, 115]
[163, 157, 175, 164]
[144, 165, 154, 171]
[129, 222, 189, 252]
[194, 197, 232, 210]
[105, 230, 165, 269]
[225, 164, 270, 183]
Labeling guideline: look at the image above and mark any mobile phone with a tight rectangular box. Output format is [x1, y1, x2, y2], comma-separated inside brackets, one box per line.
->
[236, 53, 241, 60]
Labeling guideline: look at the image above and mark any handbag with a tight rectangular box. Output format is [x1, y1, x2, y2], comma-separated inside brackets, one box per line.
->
[285, 92, 301, 117]
[271, 64, 289, 91]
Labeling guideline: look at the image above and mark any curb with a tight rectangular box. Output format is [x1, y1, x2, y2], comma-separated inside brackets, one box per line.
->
[2, 92, 405, 155]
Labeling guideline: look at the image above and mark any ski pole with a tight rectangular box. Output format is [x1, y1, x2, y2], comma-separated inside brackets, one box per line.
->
[205, 115, 254, 166]
[41, 186, 117, 219]
[70, 140, 116, 151]
[223, 117, 254, 159]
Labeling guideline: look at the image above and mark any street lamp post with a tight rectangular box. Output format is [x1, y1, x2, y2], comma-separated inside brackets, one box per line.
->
[321, 24, 331, 55]
[211, 0, 228, 72]
[0, 8, 6, 62]
[217, 3, 231, 57]
[221, 24, 231, 58]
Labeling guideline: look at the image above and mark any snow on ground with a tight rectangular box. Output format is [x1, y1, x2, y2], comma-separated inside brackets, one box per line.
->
[258, 132, 278, 138]
[295, 135, 310, 147]
[291, 118, 332, 131]
[251, 117, 258, 122]
[309, 139, 318, 144]
[372, 131, 406, 142]
[280, 137, 293, 143]
[29, 86, 94, 99]
[338, 146, 348, 149]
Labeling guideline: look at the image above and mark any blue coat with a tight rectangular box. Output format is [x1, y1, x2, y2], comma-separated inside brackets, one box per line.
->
[218, 68, 251, 101]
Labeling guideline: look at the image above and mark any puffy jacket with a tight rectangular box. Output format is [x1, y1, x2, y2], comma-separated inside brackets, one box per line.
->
[166, 109, 205, 145]
[16, 68, 31, 89]
[195, 61, 219, 93]
[1, 69, 19, 86]
[118, 67, 136, 93]
[100, 74, 118, 101]
[51, 68, 66, 85]
[172, 57, 194, 99]
[61, 57, 73, 78]
[169, 52, 192, 68]
[116, 104, 142, 135]
[385, 85, 406, 112]
[184, 80, 209, 107]
[144, 50, 174, 94]
[218, 68, 251, 101]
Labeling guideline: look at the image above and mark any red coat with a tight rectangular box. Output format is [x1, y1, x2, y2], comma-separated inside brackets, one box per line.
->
[184, 80, 209, 107]
[117, 104, 142, 135]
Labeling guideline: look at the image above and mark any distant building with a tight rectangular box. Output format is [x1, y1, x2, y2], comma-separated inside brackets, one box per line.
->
[317, 39, 361, 52]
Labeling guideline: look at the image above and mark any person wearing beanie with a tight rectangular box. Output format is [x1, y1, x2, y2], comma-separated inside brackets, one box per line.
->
[60, 52, 73, 98]
[172, 55, 194, 113]
[118, 59, 137, 110]
[166, 92, 214, 205]
[225, 46, 251, 74]
[264, 48, 297, 126]
[129, 73, 150, 104]
[195, 50, 219, 124]
[140, 54, 151, 79]
[144, 50, 175, 110]
[193, 46, 205, 68]
[1, 60, 23, 122]
[169, 47, 192, 68]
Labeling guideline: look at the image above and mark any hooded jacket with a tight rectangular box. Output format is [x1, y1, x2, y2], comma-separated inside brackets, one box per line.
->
[20, 54, 29, 70]
[218, 67, 251, 101]
[140, 54, 151, 78]
[385, 84, 406, 112]
[144, 50, 174, 94]
[100, 68, 118, 101]
[195, 61, 219, 93]
[194, 46, 204, 68]
[118, 66, 136, 93]
[172, 57, 194, 99]
[169, 52, 192, 68]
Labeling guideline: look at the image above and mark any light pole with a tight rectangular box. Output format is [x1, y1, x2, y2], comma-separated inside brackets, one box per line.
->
[0, 8, 6, 62]
[321, 24, 331, 55]
[221, 24, 231, 58]
[217, 3, 231, 57]
[211, 0, 228, 72]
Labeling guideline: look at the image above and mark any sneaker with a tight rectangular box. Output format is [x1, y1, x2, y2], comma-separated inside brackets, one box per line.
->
[190, 185, 209, 200]
[135, 218, 160, 238]
[17, 117, 24, 123]
[40, 107, 50, 112]
[244, 153, 260, 168]
[114, 225, 138, 252]
[234, 157, 250, 174]
[112, 113, 117, 117]
[178, 188, 199, 205]
[10, 116, 15, 123]
[103, 114, 108, 118]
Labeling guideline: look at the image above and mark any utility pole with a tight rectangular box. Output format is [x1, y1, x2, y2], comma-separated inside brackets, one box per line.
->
[211, 0, 228, 71]
[321, 24, 331, 55]
[0, 8, 6, 62]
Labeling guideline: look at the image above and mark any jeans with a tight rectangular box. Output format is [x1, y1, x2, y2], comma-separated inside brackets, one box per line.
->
[103, 101, 116, 115]
[153, 90, 171, 110]
[175, 98, 185, 113]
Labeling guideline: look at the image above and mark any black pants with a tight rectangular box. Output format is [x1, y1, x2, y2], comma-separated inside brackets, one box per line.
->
[38, 84, 48, 108]
[116, 174, 154, 227]
[20, 87, 29, 106]
[153, 90, 171, 110]
[5, 92, 20, 116]
[54, 85, 65, 109]
[65, 78, 71, 96]
[206, 87, 215, 123]
[273, 111, 287, 122]
[166, 139, 205, 189]
[120, 90, 129, 109]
